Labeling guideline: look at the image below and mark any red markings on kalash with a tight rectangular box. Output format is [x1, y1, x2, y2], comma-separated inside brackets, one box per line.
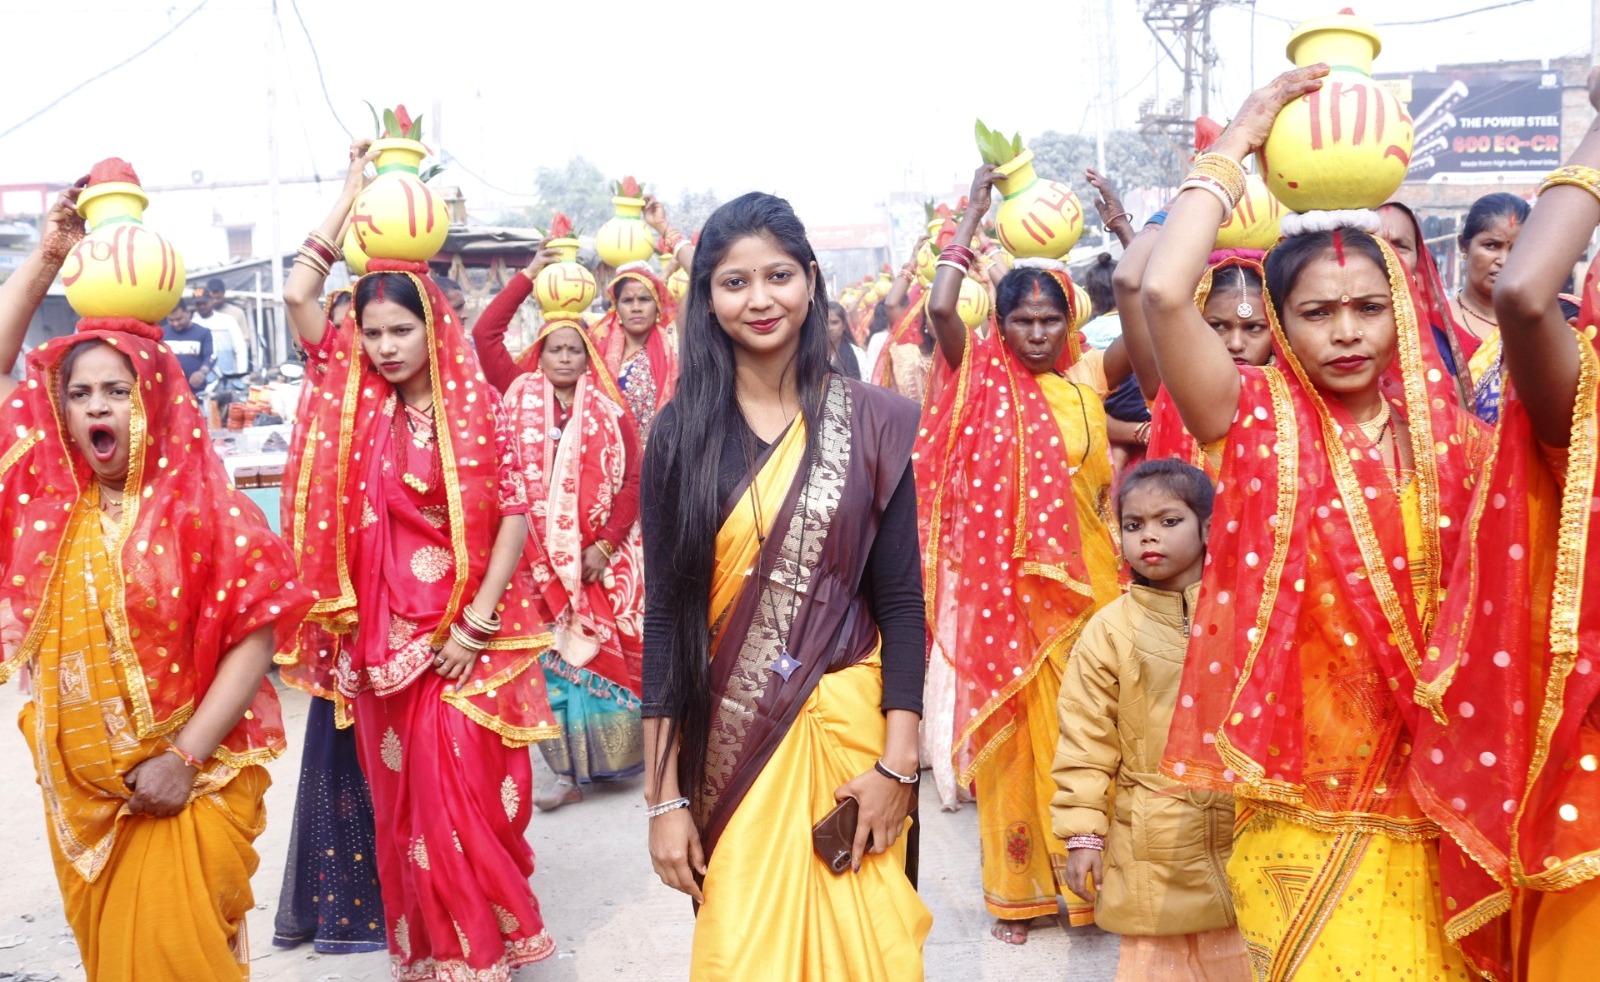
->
[998, 185, 1083, 252]
[1304, 81, 1413, 171]
[545, 267, 592, 307]
[59, 225, 179, 291]
[1221, 188, 1282, 232]
[349, 183, 439, 242]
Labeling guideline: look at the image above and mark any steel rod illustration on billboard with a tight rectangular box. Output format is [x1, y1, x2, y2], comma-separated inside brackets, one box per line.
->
[1381, 69, 1564, 182]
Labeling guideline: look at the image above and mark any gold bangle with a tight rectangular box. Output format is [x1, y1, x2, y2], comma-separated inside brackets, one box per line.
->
[307, 229, 340, 254]
[593, 539, 616, 560]
[460, 604, 500, 635]
[1538, 165, 1600, 208]
[449, 622, 489, 653]
[1187, 153, 1247, 209]
[293, 252, 331, 277]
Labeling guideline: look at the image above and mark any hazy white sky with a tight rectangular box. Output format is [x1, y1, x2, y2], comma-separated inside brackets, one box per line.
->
[0, 0, 1593, 227]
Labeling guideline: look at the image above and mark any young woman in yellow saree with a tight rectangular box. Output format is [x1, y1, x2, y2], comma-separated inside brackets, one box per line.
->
[641, 193, 931, 980]
[918, 167, 1126, 945]
[1410, 71, 1600, 982]
[0, 164, 313, 980]
[1143, 68, 1489, 981]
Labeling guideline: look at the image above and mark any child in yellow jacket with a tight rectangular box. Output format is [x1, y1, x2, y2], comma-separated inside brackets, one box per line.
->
[1051, 459, 1247, 980]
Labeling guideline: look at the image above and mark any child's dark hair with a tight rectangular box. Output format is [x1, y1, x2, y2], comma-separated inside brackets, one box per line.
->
[1116, 458, 1215, 526]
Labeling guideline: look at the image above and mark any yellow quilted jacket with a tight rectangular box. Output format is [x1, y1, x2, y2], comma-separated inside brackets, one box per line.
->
[1050, 583, 1237, 936]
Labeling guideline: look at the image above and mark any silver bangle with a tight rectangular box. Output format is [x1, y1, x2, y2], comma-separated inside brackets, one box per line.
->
[646, 796, 691, 819]
[1065, 833, 1105, 851]
[874, 760, 919, 784]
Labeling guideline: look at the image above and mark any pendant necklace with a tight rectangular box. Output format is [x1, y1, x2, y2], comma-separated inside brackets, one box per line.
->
[741, 413, 807, 683]
[396, 396, 439, 494]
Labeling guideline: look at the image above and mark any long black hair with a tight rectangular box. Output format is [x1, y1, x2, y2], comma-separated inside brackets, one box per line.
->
[646, 191, 833, 798]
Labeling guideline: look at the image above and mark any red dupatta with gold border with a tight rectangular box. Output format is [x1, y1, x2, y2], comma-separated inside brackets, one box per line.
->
[916, 270, 1112, 783]
[1160, 236, 1489, 828]
[1409, 256, 1600, 981]
[1146, 256, 1279, 476]
[506, 320, 643, 696]
[0, 319, 311, 765]
[580, 265, 679, 413]
[274, 260, 556, 744]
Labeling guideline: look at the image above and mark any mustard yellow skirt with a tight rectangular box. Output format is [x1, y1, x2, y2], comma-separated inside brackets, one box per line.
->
[691, 657, 931, 981]
[1228, 805, 1472, 981]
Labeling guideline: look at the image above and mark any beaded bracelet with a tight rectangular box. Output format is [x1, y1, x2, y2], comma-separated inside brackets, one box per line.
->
[1538, 164, 1600, 208]
[646, 796, 691, 819]
[1065, 833, 1105, 851]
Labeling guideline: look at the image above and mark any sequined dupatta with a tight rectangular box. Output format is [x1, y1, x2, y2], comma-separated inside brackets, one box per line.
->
[1409, 258, 1600, 981]
[1161, 237, 1487, 824]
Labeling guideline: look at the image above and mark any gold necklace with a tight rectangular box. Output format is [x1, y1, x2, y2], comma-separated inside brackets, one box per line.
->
[1355, 400, 1392, 443]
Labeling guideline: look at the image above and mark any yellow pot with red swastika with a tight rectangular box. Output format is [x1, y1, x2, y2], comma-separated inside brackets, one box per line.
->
[62, 180, 185, 322]
[1259, 11, 1413, 213]
[534, 238, 597, 319]
[993, 149, 1084, 260]
[351, 138, 451, 262]
[595, 196, 657, 268]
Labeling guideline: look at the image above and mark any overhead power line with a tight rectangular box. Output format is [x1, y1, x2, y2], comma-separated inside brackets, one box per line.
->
[285, 0, 353, 140]
[0, 0, 212, 142]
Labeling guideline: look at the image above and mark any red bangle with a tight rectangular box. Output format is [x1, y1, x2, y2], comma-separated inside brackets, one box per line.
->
[302, 235, 338, 266]
[939, 244, 976, 267]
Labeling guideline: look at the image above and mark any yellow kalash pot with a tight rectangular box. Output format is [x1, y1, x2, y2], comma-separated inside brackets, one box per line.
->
[595, 176, 657, 268]
[61, 158, 185, 322]
[957, 277, 992, 328]
[351, 105, 451, 262]
[1260, 10, 1414, 212]
[533, 215, 598, 320]
[976, 120, 1084, 260]
[1215, 174, 1288, 251]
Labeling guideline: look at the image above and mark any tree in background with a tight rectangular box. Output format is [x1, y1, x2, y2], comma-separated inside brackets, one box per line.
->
[1027, 130, 1189, 204]
[490, 158, 722, 235]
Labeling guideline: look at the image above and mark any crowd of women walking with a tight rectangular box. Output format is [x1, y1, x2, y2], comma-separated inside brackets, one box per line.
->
[4, 10, 1600, 980]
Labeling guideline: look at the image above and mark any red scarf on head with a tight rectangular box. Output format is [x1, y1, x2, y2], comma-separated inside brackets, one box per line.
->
[1161, 235, 1490, 813]
[1409, 254, 1600, 981]
[0, 319, 312, 764]
[583, 265, 679, 410]
[916, 269, 1108, 782]
[506, 321, 643, 696]
[1146, 255, 1279, 476]
[275, 260, 555, 742]
[1383, 201, 1479, 406]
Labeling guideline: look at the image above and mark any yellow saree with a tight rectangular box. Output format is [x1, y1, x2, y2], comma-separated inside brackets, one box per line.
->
[976, 372, 1122, 923]
[691, 419, 932, 981]
[20, 499, 268, 980]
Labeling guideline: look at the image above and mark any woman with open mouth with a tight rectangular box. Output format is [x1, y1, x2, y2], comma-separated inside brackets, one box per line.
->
[0, 162, 313, 981]
[277, 139, 562, 980]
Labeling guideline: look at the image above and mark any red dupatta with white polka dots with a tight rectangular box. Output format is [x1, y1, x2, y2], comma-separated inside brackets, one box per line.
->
[1409, 255, 1600, 981]
[1160, 235, 1487, 827]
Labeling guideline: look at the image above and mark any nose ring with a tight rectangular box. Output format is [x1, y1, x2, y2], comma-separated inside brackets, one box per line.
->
[1357, 330, 1365, 339]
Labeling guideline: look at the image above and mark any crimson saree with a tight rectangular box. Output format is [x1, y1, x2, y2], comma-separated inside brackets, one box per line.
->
[507, 322, 645, 783]
[275, 262, 559, 980]
[1160, 236, 1488, 981]
[1410, 259, 1600, 981]
[0, 321, 312, 977]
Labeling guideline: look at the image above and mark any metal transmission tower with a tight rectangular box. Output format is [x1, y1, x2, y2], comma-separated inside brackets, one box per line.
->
[1137, 0, 1246, 141]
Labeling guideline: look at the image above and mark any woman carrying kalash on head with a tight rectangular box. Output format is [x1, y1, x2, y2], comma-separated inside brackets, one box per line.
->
[279, 140, 561, 980]
[1143, 66, 1489, 980]
[918, 165, 1129, 944]
[0, 162, 312, 980]
[641, 192, 931, 981]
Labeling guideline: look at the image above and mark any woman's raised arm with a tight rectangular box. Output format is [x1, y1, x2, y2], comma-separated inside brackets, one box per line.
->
[1493, 68, 1600, 448]
[0, 185, 84, 400]
[283, 141, 375, 348]
[927, 166, 1001, 371]
[1143, 66, 1326, 444]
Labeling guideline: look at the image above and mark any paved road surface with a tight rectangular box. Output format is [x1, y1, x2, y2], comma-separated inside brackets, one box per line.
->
[0, 678, 1120, 980]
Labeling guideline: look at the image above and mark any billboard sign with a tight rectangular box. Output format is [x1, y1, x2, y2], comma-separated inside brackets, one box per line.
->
[1380, 70, 1564, 182]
